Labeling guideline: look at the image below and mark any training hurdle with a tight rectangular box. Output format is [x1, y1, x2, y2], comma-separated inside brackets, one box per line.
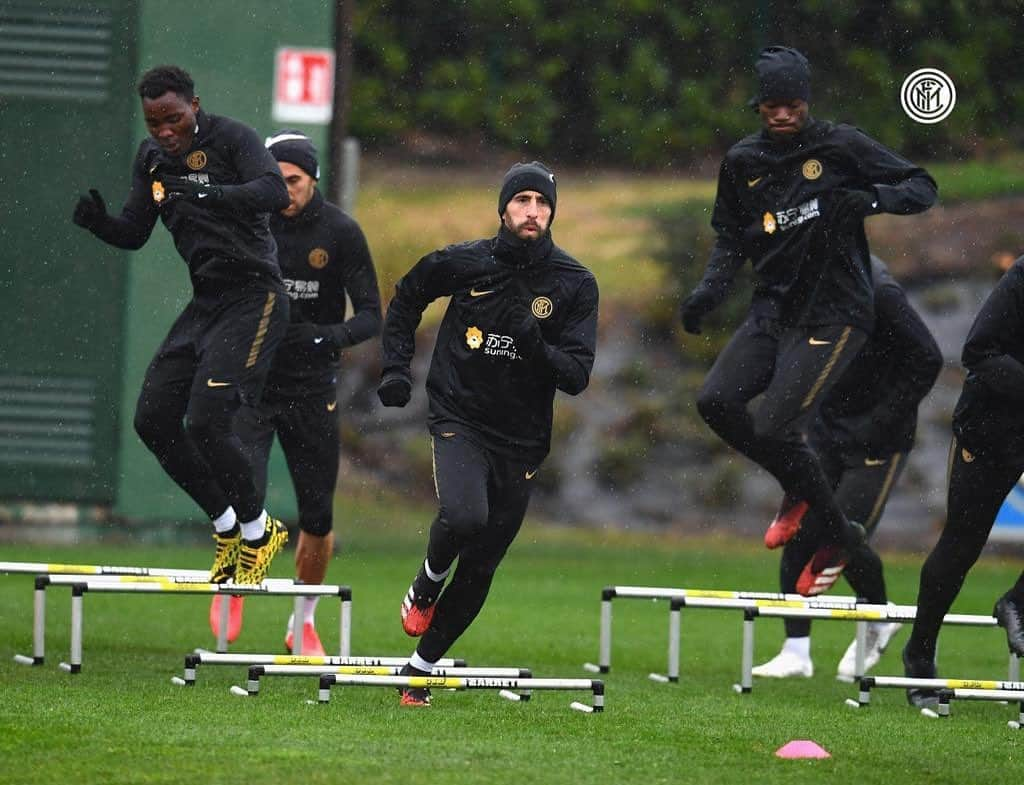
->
[317, 673, 605, 713]
[583, 585, 1019, 691]
[1, 561, 233, 664]
[583, 586, 858, 681]
[37, 575, 351, 673]
[857, 676, 1024, 727]
[239, 665, 532, 697]
[180, 652, 466, 685]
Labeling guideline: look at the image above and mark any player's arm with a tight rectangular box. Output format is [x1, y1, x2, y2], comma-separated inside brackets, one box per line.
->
[162, 125, 289, 213]
[844, 129, 938, 216]
[378, 250, 452, 406]
[961, 264, 1024, 398]
[679, 158, 746, 333]
[329, 220, 382, 349]
[72, 145, 158, 249]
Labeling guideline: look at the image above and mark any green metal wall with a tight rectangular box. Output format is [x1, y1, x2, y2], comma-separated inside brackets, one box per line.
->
[0, 0, 139, 502]
[114, 0, 333, 521]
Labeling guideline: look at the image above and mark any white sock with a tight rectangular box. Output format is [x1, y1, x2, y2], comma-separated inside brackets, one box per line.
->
[782, 636, 811, 660]
[239, 510, 268, 541]
[424, 558, 450, 583]
[409, 651, 436, 673]
[302, 595, 320, 624]
[212, 507, 237, 534]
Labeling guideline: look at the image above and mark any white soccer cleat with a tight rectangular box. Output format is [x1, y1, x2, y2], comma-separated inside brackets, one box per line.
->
[836, 621, 903, 681]
[751, 650, 813, 679]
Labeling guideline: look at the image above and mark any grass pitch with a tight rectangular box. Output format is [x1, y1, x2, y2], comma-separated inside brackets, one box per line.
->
[1, 523, 1022, 785]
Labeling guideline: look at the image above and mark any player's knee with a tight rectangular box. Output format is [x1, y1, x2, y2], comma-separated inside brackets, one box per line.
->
[299, 512, 332, 538]
[185, 395, 236, 446]
[439, 503, 488, 539]
[133, 403, 169, 449]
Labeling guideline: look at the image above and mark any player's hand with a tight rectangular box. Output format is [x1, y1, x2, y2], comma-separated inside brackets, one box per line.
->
[679, 289, 716, 335]
[287, 322, 322, 344]
[507, 301, 545, 361]
[72, 189, 107, 229]
[160, 175, 223, 204]
[377, 372, 412, 408]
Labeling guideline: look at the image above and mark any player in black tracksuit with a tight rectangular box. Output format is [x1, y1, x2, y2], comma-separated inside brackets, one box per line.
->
[224, 131, 381, 652]
[72, 66, 290, 584]
[680, 47, 937, 583]
[377, 162, 598, 705]
[903, 257, 1024, 707]
[753, 257, 942, 680]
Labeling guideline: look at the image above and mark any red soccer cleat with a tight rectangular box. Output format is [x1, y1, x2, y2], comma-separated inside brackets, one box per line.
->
[764, 497, 809, 549]
[401, 584, 438, 637]
[796, 545, 848, 596]
[285, 620, 326, 657]
[209, 595, 245, 643]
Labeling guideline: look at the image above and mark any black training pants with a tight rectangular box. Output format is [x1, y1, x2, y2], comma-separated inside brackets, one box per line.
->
[133, 282, 288, 522]
[780, 451, 905, 637]
[234, 389, 340, 536]
[416, 430, 536, 663]
[697, 314, 866, 543]
[906, 439, 1024, 662]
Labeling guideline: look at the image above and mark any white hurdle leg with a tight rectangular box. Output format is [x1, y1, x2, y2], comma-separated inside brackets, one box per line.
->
[599, 594, 612, 672]
[217, 594, 230, 653]
[735, 609, 755, 693]
[293, 595, 304, 656]
[33, 579, 46, 664]
[340, 592, 352, 657]
[1010, 653, 1020, 683]
[60, 584, 85, 674]
[667, 600, 681, 682]
[854, 620, 867, 679]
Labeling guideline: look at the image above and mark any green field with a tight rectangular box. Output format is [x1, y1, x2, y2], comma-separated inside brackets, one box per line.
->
[1, 519, 1022, 785]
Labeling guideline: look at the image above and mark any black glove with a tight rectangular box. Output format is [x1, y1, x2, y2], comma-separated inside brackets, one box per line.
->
[160, 175, 223, 204]
[377, 371, 412, 408]
[73, 189, 107, 229]
[507, 301, 546, 361]
[679, 288, 716, 335]
[286, 322, 324, 345]
[740, 218, 774, 258]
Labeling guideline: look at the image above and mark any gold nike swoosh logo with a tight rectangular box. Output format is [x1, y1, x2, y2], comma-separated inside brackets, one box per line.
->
[206, 379, 232, 388]
[864, 458, 887, 467]
[808, 338, 831, 346]
[326, 401, 337, 412]
[525, 469, 537, 479]
[747, 177, 763, 187]
[469, 288, 495, 297]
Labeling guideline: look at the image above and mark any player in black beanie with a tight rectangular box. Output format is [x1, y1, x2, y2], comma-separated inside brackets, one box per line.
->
[498, 161, 556, 223]
[265, 130, 320, 180]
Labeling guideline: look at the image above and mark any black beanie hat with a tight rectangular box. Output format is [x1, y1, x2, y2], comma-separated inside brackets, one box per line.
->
[498, 161, 556, 221]
[752, 45, 811, 105]
[265, 130, 320, 179]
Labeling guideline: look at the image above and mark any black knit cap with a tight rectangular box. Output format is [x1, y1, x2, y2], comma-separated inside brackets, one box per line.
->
[752, 45, 811, 105]
[265, 130, 320, 179]
[498, 161, 556, 222]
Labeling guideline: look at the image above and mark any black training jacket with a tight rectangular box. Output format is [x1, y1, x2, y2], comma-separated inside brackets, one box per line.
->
[86, 109, 288, 285]
[810, 257, 942, 462]
[953, 257, 1024, 465]
[381, 231, 598, 462]
[694, 119, 936, 331]
[265, 189, 381, 397]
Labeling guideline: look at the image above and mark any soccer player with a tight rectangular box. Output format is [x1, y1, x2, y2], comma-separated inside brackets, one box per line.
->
[209, 131, 382, 653]
[680, 46, 936, 588]
[378, 162, 598, 706]
[72, 65, 290, 584]
[902, 256, 1024, 708]
[752, 257, 942, 680]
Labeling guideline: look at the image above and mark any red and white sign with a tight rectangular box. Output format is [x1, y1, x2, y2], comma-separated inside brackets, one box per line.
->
[273, 48, 335, 124]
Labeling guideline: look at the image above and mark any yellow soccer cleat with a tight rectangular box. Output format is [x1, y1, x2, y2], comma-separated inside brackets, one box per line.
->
[235, 516, 288, 585]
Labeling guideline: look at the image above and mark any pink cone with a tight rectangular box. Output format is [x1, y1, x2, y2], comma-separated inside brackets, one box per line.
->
[775, 740, 831, 759]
